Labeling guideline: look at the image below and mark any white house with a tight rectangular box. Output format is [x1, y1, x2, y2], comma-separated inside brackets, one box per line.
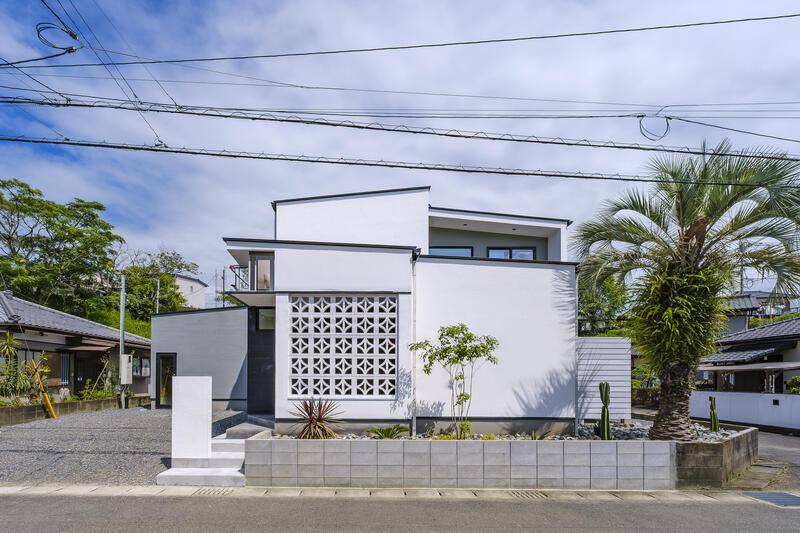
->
[174, 274, 208, 309]
[151, 186, 590, 432]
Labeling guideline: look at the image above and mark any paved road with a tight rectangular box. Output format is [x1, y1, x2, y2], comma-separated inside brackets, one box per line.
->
[759, 431, 800, 490]
[2, 493, 799, 532]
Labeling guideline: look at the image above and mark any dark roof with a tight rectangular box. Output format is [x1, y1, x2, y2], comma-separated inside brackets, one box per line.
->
[174, 273, 208, 287]
[270, 186, 431, 210]
[429, 205, 573, 226]
[0, 292, 150, 346]
[725, 294, 760, 313]
[742, 290, 795, 301]
[719, 316, 800, 345]
[702, 346, 779, 364]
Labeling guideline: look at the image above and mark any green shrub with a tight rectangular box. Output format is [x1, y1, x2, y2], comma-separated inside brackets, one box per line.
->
[366, 424, 409, 439]
[291, 398, 341, 439]
[750, 312, 800, 329]
[787, 376, 800, 394]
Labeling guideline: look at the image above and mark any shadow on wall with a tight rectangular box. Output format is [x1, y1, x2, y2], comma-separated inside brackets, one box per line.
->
[391, 367, 446, 418]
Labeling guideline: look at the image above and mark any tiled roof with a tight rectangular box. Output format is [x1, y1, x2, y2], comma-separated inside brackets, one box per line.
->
[702, 347, 778, 364]
[724, 294, 760, 313]
[719, 315, 800, 344]
[0, 292, 150, 346]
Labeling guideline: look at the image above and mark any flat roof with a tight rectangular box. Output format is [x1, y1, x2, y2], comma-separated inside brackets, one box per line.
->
[429, 205, 573, 226]
[223, 238, 418, 251]
[271, 186, 430, 210]
[416, 254, 579, 267]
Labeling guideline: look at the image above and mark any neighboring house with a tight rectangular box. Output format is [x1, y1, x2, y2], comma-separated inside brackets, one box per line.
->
[723, 294, 761, 334]
[691, 316, 800, 430]
[0, 291, 151, 397]
[743, 290, 796, 318]
[151, 186, 626, 431]
[174, 274, 208, 309]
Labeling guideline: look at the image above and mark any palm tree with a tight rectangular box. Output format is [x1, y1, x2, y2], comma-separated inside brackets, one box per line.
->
[574, 141, 800, 440]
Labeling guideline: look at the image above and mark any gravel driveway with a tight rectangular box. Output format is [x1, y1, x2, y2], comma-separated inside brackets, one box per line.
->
[0, 408, 244, 486]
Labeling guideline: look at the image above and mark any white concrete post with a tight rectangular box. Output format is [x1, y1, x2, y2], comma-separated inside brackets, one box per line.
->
[171, 376, 212, 460]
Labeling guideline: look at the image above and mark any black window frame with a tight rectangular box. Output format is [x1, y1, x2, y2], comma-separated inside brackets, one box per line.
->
[256, 307, 276, 330]
[487, 247, 537, 260]
[428, 246, 474, 258]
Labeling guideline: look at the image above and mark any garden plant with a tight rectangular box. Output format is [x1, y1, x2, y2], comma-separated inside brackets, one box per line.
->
[575, 140, 800, 440]
[410, 323, 498, 439]
[291, 398, 342, 439]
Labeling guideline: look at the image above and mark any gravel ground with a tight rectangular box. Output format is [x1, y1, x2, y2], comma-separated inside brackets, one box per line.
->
[0, 408, 243, 486]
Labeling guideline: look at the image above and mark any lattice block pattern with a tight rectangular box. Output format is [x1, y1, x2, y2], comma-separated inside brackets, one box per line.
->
[289, 295, 398, 399]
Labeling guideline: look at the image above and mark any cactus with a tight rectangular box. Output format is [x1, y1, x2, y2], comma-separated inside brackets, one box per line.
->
[599, 381, 612, 440]
[709, 395, 720, 432]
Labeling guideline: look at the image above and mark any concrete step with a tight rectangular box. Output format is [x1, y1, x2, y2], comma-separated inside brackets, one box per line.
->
[156, 467, 245, 487]
[211, 437, 245, 453]
[247, 414, 275, 429]
[227, 422, 271, 439]
[172, 452, 244, 469]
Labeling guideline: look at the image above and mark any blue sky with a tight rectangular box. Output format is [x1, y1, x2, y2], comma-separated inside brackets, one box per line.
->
[1, 1, 799, 295]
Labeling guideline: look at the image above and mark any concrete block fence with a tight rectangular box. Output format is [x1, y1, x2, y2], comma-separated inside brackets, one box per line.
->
[244, 435, 676, 490]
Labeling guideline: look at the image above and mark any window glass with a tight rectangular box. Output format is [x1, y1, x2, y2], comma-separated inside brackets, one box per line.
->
[511, 248, 535, 260]
[258, 308, 276, 330]
[488, 248, 510, 259]
[254, 257, 272, 290]
[429, 247, 472, 257]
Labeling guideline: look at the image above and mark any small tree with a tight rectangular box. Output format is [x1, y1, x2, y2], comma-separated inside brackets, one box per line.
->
[410, 323, 498, 439]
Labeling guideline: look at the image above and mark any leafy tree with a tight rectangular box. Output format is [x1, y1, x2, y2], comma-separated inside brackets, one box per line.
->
[410, 323, 498, 439]
[113, 248, 199, 320]
[0, 179, 121, 317]
[578, 276, 628, 336]
[574, 141, 800, 440]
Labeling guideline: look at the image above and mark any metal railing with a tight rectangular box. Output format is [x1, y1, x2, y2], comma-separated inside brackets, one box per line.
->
[228, 265, 249, 291]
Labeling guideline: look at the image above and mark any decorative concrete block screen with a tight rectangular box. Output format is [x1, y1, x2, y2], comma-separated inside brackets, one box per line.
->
[245, 438, 676, 490]
[577, 337, 631, 421]
[289, 295, 398, 399]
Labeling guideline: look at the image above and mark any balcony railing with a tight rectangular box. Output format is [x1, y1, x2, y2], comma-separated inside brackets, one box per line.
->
[228, 265, 250, 291]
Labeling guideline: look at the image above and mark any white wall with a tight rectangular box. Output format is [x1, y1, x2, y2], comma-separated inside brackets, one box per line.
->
[275, 189, 430, 251]
[273, 246, 413, 293]
[414, 258, 577, 419]
[576, 337, 631, 421]
[782, 344, 800, 385]
[690, 390, 800, 430]
[175, 277, 206, 309]
[547, 227, 569, 262]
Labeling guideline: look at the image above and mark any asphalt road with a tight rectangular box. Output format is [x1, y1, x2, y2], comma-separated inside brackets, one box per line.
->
[2, 494, 799, 532]
[759, 431, 800, 490]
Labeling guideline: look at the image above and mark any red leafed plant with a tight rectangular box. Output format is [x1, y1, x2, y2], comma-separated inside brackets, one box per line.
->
[291, 398, 342, 439]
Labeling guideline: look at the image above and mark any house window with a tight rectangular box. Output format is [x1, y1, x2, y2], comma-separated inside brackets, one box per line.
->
[60, 353, 71, 386]
[429, 247, 473, 257]
[488, 247, 536, 260]
[132, 356, 142, 377]
[251, 254, 273, 290]
[141, 357, 150, 377]
[257, 308, 275, 330]
[288, 295, 397, 399]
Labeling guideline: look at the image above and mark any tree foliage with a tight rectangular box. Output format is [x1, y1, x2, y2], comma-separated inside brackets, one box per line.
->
[578, 276, 628, 336]
[0, 179, 121, 317]
[410, 323, 498, 439]
[574, 140, 800, 440]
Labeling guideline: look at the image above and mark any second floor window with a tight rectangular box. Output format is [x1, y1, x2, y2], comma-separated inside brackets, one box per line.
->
[488, 247, 536, 260]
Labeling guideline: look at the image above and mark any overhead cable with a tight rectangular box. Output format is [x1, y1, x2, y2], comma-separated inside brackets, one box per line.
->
[1, 134, 798, 189]
[5, 94, 800, 161]
[4, 13, 800, 69]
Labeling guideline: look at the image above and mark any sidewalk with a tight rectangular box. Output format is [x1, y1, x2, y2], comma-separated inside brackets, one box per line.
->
[1, 483, 796, 503]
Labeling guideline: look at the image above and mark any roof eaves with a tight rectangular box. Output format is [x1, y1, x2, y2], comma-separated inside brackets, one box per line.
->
[270, 186, 431, 210]
[428, 205, 573, 226]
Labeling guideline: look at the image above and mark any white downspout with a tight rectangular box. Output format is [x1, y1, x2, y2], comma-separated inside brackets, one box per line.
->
[411, 249, 419, 436]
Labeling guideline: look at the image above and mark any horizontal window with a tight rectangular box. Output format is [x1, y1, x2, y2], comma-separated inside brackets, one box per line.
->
[487, 247, 536, 260]
[428, 247, 473, 257]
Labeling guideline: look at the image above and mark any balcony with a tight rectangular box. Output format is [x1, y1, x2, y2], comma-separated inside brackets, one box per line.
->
[224, 254, 275, 307]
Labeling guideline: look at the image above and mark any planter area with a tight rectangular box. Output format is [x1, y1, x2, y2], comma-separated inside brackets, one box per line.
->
[244, 426, 758, 490]
[244, 432, 676, 490]
[0, 396, 150, 427]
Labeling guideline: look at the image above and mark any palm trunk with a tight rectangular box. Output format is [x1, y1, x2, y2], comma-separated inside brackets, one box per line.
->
[649, 363, 695, 441]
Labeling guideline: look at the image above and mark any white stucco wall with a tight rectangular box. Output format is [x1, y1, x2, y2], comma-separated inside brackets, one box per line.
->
[690, 390, 800, 429]
[274, 188, 430, 250]
[174, 276, 207, 309]
[272, 246, 413, 293]
[413, 257, 577, 419]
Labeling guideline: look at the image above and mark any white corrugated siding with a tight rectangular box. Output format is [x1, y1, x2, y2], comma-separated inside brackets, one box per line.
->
[577, 337, 631, 421]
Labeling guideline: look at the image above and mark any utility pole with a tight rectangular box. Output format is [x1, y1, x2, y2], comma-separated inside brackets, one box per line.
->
[119, 275, 128, 409]
[156, 278, 160, 314]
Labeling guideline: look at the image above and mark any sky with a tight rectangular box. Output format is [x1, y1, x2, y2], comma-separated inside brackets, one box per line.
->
[1, 1, 799, 303]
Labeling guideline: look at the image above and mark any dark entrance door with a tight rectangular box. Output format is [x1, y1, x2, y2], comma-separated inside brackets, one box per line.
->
[247, 308, 275, 414]
[74, 356, 91, 395]
[156, 353, 176, 408]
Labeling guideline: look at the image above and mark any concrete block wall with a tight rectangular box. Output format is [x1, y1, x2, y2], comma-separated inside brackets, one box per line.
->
[245, 438, 677, 489]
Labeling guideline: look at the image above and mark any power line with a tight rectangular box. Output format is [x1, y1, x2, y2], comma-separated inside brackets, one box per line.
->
[668, 116, 800, 144]
[5, 94, 800, 161]
[1, 134, 798, 189]
[5, 12, 800, 69]
[40, 0, 77, 38]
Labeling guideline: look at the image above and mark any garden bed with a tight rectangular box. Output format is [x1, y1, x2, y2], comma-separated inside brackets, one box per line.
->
[0, 395, 150, 427]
